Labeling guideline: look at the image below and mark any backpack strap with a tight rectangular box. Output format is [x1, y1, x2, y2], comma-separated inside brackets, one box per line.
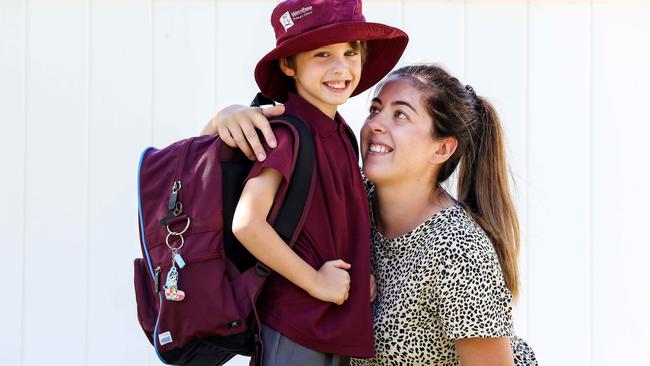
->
[269, 114, 316, 246]
[249, 94, 317, 275]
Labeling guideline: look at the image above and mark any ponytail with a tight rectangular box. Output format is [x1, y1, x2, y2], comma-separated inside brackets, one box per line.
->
[457, 95, 520, 299]
[390, 65, 521, 299]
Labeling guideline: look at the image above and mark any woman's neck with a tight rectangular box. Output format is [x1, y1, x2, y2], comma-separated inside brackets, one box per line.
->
[374, 178, 452, 239]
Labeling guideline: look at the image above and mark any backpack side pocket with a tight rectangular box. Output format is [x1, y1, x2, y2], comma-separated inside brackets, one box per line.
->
[134, 258, 158, 344]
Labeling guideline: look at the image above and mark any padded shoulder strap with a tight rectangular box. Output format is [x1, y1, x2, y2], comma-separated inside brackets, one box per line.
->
[268, 114, 316, 246]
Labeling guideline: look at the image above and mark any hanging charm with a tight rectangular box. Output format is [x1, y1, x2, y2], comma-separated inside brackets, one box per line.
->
[163, 264, 185, 301]
[172, 249, 186, 269]
[161, 180, 190, 302]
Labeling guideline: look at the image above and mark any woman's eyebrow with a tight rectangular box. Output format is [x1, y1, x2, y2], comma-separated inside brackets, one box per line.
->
[371, 97, 383, 105]
[392, 100, 418, 115]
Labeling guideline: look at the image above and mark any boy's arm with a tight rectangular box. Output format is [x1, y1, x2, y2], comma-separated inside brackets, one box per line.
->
[232, 167, 352, 305]
[201, 104, 284, 161]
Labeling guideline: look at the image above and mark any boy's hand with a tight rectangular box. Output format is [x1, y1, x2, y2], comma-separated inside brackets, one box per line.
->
[309, 260, 351, 305]
[202, 104, 284, 161]
[370, 273, 377, 303]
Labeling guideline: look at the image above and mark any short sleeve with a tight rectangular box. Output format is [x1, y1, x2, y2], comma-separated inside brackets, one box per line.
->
[245, 125, 295, 184]
[432, 224, 513, 340]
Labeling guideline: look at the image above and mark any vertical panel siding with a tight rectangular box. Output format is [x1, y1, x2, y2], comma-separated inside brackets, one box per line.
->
[465, 1, 529, 338]
[215, 0, 273, 111]
[4, 1, 650, 365]
[22, 1, 89, 365]
[153, 0, 215, 146]
[592, 3, 650, 365]
[402, 0, 464, 77]
[87, 1, 153, 365]
[528, 3, 592, 365]
[0, 1, 26, 365]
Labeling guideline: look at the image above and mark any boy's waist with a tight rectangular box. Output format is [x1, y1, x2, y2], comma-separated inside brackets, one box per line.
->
[258, 281, 375, 357]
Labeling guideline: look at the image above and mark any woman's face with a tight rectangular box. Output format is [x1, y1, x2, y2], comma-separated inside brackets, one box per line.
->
[361, 77, 439, 186]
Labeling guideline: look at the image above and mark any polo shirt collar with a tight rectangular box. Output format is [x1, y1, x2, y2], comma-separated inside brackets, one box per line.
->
[284, 92, 343, 137]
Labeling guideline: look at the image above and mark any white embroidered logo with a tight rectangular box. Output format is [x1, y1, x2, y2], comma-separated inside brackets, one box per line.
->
[279, 11, 294, 31]
[290, 6, 313, 20]
[158, 331, 173, 346]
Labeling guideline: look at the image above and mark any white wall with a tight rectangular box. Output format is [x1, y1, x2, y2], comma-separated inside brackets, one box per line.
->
[1, 1, 649, 365]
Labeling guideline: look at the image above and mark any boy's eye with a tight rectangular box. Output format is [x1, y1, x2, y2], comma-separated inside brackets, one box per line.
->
[345, 50, 359, 56]
[315, 52, 330, 57]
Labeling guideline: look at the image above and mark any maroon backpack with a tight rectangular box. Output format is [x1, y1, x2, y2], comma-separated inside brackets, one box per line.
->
[133, 110, 316, 365]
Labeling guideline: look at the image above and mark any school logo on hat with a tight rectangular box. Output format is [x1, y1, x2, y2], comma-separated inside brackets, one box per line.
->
[279, 11, 294, 31]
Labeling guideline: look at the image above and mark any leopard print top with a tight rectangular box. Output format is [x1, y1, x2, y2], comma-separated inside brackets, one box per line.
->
[351, 185, 537, 365]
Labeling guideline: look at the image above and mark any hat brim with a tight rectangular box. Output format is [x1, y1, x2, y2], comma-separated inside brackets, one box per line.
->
[255, 21, 409, 103]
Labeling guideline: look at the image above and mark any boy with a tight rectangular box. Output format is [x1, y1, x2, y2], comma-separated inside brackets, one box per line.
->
[226, 1, 408, 364]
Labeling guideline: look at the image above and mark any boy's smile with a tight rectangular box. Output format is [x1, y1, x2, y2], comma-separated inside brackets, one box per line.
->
[281, 42, 362, 119]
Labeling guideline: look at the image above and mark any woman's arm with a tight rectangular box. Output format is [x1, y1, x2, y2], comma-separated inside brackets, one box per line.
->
[455, 337, 514, 366]
[233, 167, 352, 305]
[202, 104, 284, 161]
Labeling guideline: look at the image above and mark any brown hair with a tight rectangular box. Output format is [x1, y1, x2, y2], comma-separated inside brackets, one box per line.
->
[389, 64, 521, 298]
[283, 40, 368, 71]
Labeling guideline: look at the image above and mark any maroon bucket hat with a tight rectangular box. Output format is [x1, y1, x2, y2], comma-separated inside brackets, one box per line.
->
[255, 0, 409, 103]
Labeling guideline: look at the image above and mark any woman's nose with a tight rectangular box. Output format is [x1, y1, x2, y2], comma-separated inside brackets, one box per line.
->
[367, 114, 386, 133]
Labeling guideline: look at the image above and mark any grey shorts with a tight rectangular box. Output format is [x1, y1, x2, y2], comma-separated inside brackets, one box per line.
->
[261, 324, 350, 366]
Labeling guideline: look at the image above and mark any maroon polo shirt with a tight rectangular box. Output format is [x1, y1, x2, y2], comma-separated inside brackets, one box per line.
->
[245, 92, 374, 357]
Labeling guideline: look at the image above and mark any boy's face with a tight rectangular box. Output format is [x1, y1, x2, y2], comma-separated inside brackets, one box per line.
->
[281, 42, 362, 118]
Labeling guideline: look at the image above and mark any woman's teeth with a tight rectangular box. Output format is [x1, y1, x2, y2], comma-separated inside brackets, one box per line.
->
[369, 144, 392, 153]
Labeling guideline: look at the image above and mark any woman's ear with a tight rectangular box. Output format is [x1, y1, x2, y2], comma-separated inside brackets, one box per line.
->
[279, 58, 296, 77]
[431, 136, 458, 164]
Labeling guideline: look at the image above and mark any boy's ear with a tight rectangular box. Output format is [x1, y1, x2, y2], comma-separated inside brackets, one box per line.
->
[430, 136, 458, 164]
[279, 58, 296, 77]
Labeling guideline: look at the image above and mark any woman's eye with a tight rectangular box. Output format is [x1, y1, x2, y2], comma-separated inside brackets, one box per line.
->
[395, 110, 408, 119]
[369, 106, 379, 114]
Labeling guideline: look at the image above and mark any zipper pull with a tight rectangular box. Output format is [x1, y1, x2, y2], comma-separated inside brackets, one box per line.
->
[154, 266, 161, 293]
[167, 181, 182, 210]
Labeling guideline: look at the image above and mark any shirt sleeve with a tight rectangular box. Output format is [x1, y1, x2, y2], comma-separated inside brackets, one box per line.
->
[432, 223, 514, 340]
[245, 125, 295, 184]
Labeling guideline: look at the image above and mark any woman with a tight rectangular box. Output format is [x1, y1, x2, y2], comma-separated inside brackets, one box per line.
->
[204, 64, 537, 365]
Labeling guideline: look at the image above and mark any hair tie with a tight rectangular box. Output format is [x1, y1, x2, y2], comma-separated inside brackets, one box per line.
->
[465, 84, 486, 117]
[465, 84, 477, 98]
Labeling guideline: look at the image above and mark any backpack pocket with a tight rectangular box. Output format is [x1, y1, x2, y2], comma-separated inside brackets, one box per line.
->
[133, 258, 158, 343]
[154, 249, 248, 353]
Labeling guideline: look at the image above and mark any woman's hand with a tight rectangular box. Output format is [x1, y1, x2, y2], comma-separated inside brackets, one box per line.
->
[201, 104, 284, 161]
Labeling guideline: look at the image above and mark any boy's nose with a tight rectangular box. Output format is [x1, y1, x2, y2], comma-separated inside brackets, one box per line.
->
[330, 56, 350, 74]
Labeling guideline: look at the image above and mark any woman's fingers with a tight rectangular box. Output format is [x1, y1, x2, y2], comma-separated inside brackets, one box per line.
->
[252, 111, 277, 149]
[217, 126, 236, 147]
[218, 105, 283, 161]
[240, 116, 268, 161]
[259, 105, 285, 148]
[227, 121, 256, 160]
